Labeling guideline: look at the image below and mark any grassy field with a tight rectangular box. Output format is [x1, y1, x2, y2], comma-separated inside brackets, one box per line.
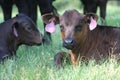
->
[0, 1, 120, 80]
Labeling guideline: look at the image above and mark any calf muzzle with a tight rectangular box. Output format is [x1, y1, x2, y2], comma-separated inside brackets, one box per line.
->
[63, 38, 76, 49]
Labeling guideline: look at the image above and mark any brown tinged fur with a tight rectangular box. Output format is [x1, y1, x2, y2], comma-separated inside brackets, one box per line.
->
[54, 10, 120, 67]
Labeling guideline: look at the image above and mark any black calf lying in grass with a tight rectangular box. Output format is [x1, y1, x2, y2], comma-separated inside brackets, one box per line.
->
[0, 14, 43, 61]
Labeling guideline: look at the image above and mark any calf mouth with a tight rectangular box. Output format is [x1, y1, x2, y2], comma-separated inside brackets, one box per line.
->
[26, 34, 43, 46]
[33, 33, 43, 45]
[33, 37, 43, 45]
[63, 43, 75, 49]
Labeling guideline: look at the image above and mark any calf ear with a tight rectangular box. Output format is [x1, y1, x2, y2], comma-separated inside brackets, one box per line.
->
[85, 13, 98, 30]
[42, 13, 59, 24]
[12, 22, 19, 37]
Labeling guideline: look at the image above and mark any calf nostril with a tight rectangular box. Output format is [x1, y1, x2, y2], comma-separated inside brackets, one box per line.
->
[64, 39, 73, 44]
[63, 38, 75, 49]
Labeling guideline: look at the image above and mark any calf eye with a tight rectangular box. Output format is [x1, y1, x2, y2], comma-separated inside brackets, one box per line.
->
[75, 24, 82, 31]
[86, 19, 91, 24]
[60, 25, 64, 32]
[25, 26, 32, 31]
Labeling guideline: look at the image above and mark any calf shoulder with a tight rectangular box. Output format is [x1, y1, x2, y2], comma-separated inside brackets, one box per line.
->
[79, 25, 120, 60]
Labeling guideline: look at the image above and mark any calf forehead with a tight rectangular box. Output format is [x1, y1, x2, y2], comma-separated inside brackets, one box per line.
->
[15, 14, 33, 24]
[17, 15, 36, 27]
[19, 16, 32, 23]
[60, 10, 84, 26]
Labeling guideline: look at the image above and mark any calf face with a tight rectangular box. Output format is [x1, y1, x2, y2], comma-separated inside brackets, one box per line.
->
[59, 10, 86, 50]
[60, 10, 99, 50]
[12, 14, 43, 45]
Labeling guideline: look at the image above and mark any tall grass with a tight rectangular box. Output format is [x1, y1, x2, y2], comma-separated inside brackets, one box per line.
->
[0, 2, 120, 80]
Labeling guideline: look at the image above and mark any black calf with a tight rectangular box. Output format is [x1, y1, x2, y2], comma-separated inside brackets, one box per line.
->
[0, 14, 43, 61]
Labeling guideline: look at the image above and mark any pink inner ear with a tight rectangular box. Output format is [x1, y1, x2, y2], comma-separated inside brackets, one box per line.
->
[45, 21, 56, 34]
[13, 26, 18, 37]
[89, 17, 97, 31]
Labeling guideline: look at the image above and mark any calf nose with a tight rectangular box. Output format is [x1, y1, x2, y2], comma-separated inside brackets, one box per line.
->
[63, 38, 75, 49]
[64, 38, 73, 44]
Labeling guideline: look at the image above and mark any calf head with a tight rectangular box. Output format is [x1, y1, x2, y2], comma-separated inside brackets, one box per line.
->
[59, 10, 98, 50]
[12, 14, 43, 45]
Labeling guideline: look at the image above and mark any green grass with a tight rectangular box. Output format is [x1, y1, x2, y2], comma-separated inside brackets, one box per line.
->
[0, 2, 120, 80]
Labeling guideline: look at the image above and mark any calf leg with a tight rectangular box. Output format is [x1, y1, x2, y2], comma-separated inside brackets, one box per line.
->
[83, 6, 87, 14]
[29, 5, 37, 24]
[99, 1, 107, 24]
[28, 0, 37, 24]
[1, 0, 13, 21]
[92, 4, 98, 13]
[54, 52, 71, 68]
[83, 3, 97, 14]
[15, 0, 29, 16]
[100, 6, 106, 20]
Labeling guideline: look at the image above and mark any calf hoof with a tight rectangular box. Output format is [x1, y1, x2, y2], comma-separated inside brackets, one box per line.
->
[0, 54, 9, 62]
[54, 52, 67, 69]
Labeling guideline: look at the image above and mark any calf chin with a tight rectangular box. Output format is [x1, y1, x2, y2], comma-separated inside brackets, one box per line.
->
[31, 37, 43, 46]
[24, 34, 43, 46]
[32, 33, 43, 45]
